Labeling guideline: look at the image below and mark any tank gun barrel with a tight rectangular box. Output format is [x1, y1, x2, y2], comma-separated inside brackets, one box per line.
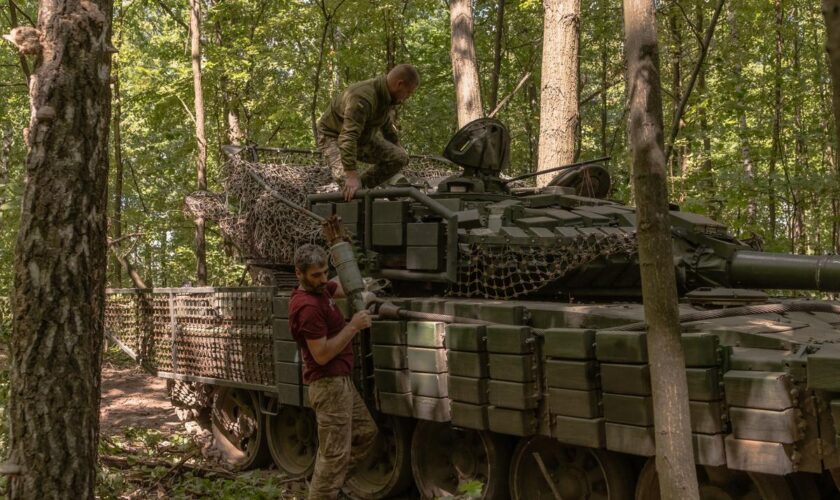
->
[729, 250, 840, 292]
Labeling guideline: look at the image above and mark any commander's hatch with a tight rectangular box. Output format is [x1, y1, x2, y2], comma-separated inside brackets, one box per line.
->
[438, 118, 511, 194]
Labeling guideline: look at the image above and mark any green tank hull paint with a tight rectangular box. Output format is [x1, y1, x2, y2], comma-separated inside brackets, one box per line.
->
[551, 415, 605, 448]
[370, 321, 407, 346]
[542, 328, 596, 359]
[548, 388, 601, 419]
[485, 325, 532, 354]
[444, 324, 486, 352]
[450, 401, 489, 430]
[374, 369, 411, 394]
[447, 376, 489, 405]
[447, 351, 489, 378]
[405, 321, 446, 348]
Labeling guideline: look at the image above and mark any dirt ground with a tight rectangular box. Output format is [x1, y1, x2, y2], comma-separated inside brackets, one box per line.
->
[99, 363, 181, 438]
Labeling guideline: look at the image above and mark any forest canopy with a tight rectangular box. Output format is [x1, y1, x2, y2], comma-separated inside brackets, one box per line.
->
[0, 0, 836, 293]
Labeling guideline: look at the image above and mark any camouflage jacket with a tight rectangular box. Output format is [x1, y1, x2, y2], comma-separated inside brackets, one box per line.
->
[316, 75, 399, 171]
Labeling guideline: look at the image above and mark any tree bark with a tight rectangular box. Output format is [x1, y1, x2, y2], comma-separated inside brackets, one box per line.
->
[791, 8, 805, 253]
[537, 0, 580, 188]
[525, 80, 539, 171]
[7, 0, 31, 84]
[622, 1, 700, 499]
[0, 124, 11, 213]
[189, 0, 207, 285]
[489, 0, 505, 111]
[112, 55, 124, 287]
[214, 20, 245, 146]
[600, 36, 608, 157]
[824, 1, 840, 159]
[696, 1, 712, 197]
[822, 1, 840, 253]
[727, 4, 757, 227]
[667, 6, 682, 179]
[769, 0, 783, 241]
[450, 0, 483, 128]
[8, 0, 112, 496]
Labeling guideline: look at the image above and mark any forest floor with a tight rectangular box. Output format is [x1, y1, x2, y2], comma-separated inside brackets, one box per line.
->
[97, 348, 308, 499]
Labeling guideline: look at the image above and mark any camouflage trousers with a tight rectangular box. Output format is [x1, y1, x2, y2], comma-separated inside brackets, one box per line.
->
[316, 133, 409, 188]
[308, 375, 378, 500]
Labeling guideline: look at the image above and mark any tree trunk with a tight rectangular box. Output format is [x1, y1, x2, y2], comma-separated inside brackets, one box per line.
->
[0, 124, 11, 212]
[189, 0, 207, 285]
[311, 18, 330, 139]
[791, 8, 805, 253]
[668, 6, 682, 179]
[537, 0, 580, 188]
[769, 0, 783, 241]
[525, 80, 539, 171]
[112, 55, 124, 287]
[696, 2, 712, 199]
[214, 21, 245, 146]
[450, 0, 483, 128]
[727, 4, 757, 227]
[622, 1, 700, 499]
[600, 35, 608, 157]
[489, 0, 505, 111]
[822, 1, 840, 253]
[8, 0, 112, 496]
[824, 0, 840, 158]
[7, 0, 31, 83]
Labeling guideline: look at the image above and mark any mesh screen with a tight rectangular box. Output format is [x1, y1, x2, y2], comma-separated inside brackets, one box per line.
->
[184, 148, 457, 265]
[452, 232, 638, 299]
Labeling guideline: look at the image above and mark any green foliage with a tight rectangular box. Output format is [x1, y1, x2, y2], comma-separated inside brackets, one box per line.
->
[97, 426, 300, 499]
[0, 0, 839, 297]
[0, 296, 9, 460]
[437, 479, 485, 499]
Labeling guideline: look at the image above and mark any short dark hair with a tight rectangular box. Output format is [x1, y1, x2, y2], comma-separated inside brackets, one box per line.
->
[294, 244, 328, 272]
[387, 64, 420, 88]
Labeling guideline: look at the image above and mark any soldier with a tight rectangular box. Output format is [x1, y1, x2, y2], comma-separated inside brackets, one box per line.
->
[288, 244, 377, 500]
[316, 64, 420, 201]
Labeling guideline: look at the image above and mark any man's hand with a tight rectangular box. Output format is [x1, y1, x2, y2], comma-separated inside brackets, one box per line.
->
[349, 310, 372, 332]
[343, 171, 362, 201]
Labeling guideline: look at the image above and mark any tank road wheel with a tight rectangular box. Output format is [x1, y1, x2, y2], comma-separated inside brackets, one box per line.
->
[210, 387, 271, 470]
[265, 405, 318, 478]
[345, 416, 414, 500]
[635, 458, 798, 500]
[510, 436, 634, 500]
[410, 421, 511, 499]
[167, 380, 211, 422]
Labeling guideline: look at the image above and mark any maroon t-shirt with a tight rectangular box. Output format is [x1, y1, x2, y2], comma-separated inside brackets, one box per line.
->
[289, 281, 354, 384]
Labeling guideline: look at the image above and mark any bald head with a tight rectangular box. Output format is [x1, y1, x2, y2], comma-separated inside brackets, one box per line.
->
[386, 64, 419, 104]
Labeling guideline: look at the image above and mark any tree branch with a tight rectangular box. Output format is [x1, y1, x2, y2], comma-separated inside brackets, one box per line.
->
[664, 0, 726, 166]
[8, 0, 33, 26]
[7, 0, 31, 83]
[149, 0, 188, 32]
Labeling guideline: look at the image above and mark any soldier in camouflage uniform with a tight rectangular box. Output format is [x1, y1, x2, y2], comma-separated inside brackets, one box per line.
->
[288, 244, 377, 500]
[316, 64, 420, 201]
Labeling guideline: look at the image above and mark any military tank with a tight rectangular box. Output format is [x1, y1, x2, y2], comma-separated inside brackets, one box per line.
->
[106, 118, 840, 499]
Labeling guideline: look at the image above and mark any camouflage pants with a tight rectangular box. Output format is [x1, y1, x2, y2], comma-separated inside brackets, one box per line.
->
[308, 375, 378, 500]
[316, 133, 409, 188]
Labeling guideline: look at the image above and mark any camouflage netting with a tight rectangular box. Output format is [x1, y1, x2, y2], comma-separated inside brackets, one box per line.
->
[184, 148, 458, 265]
[453, 232, 638, 299]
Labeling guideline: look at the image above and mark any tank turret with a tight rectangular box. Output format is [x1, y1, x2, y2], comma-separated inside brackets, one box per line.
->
[306, 118, 840, 299]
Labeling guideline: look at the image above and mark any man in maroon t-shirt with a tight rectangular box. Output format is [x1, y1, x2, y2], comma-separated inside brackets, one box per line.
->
[289, 244, 377, 500]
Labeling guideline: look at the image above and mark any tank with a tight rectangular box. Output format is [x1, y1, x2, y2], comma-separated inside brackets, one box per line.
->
[106, 119, 840, 499]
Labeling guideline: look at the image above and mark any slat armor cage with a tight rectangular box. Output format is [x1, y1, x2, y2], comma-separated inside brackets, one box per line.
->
[105, 287, 276, 390]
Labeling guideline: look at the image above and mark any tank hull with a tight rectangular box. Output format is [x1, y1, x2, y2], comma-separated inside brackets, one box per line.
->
[105, 286, 840, 498]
